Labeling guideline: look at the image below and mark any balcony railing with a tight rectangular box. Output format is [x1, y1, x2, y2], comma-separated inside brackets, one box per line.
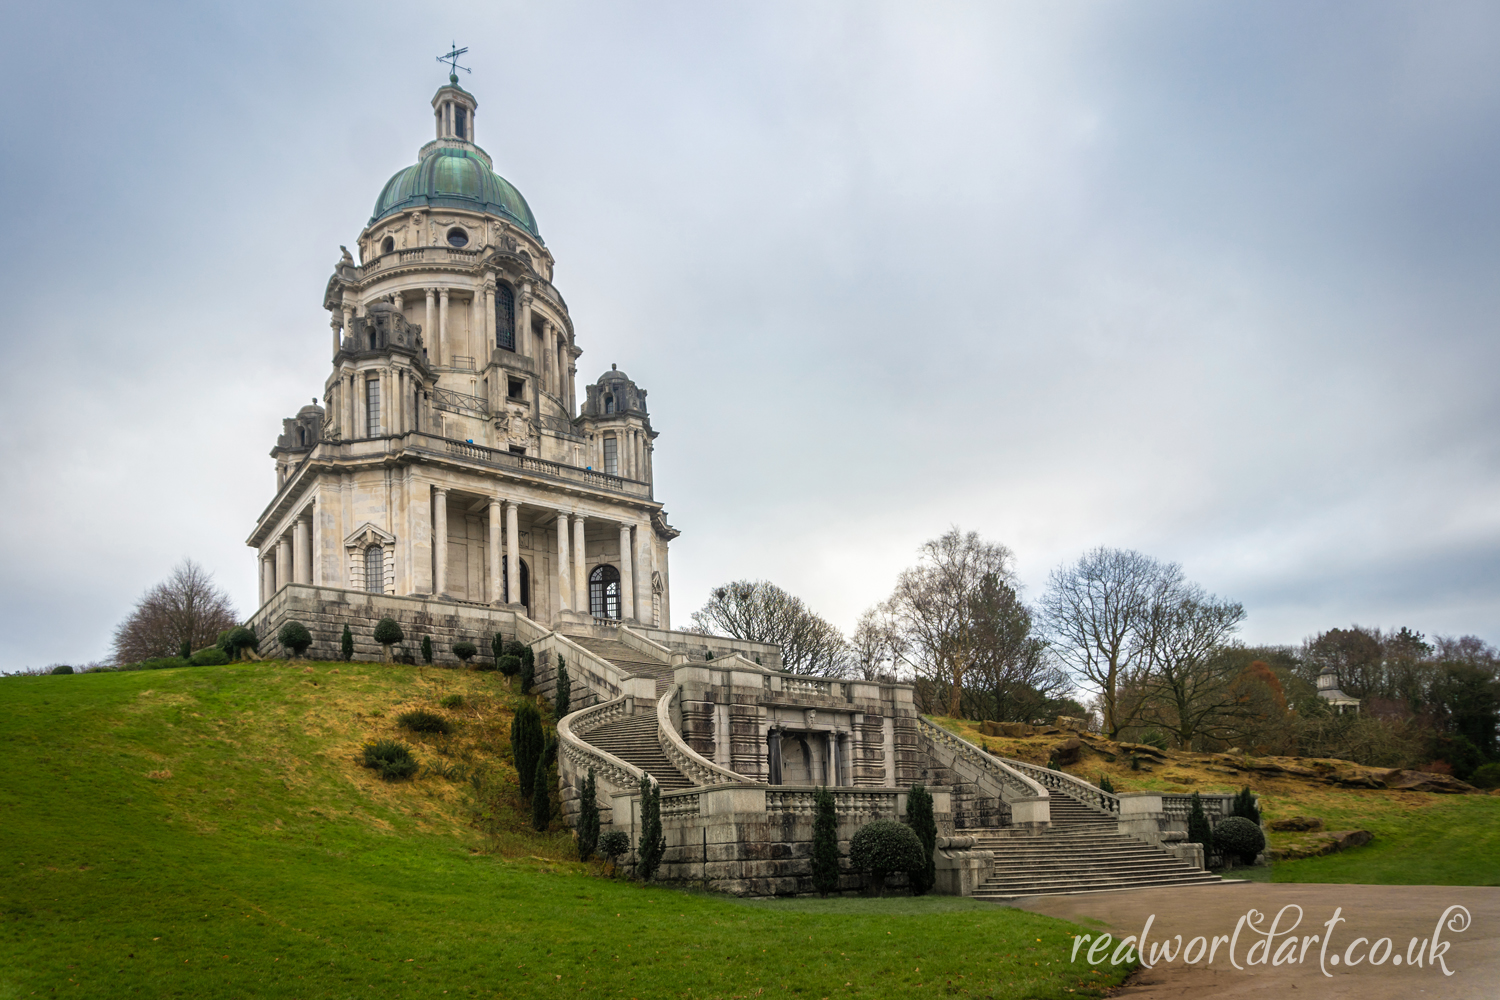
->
[435, 435, 652, 498]
[430, 386, 489, 416]
[449, 355, 476, 371]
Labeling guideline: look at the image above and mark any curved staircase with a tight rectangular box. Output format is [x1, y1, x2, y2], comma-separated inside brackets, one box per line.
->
[566, 634, 691, 788]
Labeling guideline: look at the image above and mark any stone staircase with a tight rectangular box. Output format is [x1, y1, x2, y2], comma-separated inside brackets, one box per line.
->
[566, 633, 691, 789]
[971, 791, 1222, 898]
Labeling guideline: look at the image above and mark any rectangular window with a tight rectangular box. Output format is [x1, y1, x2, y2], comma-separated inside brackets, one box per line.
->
[455, 107, 467, 139]
[365, 376, 380, 435]
[603, 436, 618, 476]
[508, 445, 526, 456]
[507, 378, 525, 400]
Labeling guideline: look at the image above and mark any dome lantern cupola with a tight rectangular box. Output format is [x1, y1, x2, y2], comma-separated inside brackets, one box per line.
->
[433, 76, 477, 143]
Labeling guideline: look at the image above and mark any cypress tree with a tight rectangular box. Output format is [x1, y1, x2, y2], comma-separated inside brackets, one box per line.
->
[520, 646, 536, 694]
[1232, 786, 1261, 826]
[636, 774, 665, 881]
[532, 743, 553, 831]
[511, 702, 544, 798]
[179, 639, 192, 661]
[1187, 791, 1214, 858]
[340, 624, 354, 662]
[577, 768, 600, 862]
[810, 785, 841, 897]
[555, 655, 571, 718]
[491, 632, 503, 667]
[421, 635, 433, 664]
[906, 783, 937, 895]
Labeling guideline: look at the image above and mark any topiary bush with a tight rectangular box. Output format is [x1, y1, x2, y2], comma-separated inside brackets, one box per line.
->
[502, 639, 527, 659]
[421, 636, 433, 664]
[361, 739, 418, 780]
[453, 641, 478, 664]
[277, 620, 312, 658]
[1470, 762, 1500, 789]
[1214, 815, 1266, 866]
[849, 819, 925, 896]
[599, 830, 630, 871]
[396, 709, 453, 736]
[373, 618, 404, 648]
[577, 769, 601, 862]
[497, 654, 520, 678]
[190, 647, 231, 666]
[51, 665, 74, 675]
[218, 626, 259, 661]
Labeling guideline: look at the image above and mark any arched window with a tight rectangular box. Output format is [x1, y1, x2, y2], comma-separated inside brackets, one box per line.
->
[381, 236, 394, 254]
[501, 559, 532, 615]
[454, 107, 467, 139]
[495, 284, 515, 351]
[589, 565, 621, 619]
[364, 546, 384, 594]
[604, 394, 615, 415]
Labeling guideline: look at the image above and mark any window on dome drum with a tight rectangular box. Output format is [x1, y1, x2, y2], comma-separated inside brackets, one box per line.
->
[454, 107, 467, 139]
[602, 436, 618, 476]
[381, 236, 394, 254]
[365, 376, 380, 435]
[364, 546, 383, 594]
[604, 394, 615, 415]
[508, 445, 526, 456]
[446, 228, 469, 248]
[495, 284, 515, 351]
[589, 565, 621, 619]
[507, 378, 525, 400]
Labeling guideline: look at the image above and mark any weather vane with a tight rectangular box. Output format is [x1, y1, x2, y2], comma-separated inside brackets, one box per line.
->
[437, 43, 471, 81]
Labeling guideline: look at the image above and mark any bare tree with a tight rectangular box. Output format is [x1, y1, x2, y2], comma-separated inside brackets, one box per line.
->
[1132, 588, 1248, 748]
[690, 580, 849, 675]
[1036, 547, 1180, 738]
[884, 529, 1016, 718]
[848, 606, 904, 681]
[112, 559, 239, 664]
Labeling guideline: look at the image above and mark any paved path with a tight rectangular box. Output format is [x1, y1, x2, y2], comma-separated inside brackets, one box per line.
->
[1012, 882, 1499, 999]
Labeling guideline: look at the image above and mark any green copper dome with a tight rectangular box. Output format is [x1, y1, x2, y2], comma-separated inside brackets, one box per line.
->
[371, 147, 539, 237]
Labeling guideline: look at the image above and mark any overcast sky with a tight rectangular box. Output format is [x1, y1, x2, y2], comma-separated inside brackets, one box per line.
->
[2, 1, 1497, 669]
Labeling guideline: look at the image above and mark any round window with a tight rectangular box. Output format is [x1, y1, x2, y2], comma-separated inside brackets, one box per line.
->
[446, 227, 469, 248]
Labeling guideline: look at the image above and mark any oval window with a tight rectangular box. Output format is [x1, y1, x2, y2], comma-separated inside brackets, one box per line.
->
[446, 227, 469, 248]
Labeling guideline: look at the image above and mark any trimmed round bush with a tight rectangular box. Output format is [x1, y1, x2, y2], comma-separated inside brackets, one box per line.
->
[218, 626, 259, 660]
[599, 830, 630, 863]
[502, 639, 528, 660]
[190, 647, 231, 666]
[396, 709, 454, 736]
[373, 618, 404, 646]
[1470, 762, 1500, 790]
[497, 654, 521, 677]
[278, 620, 313, 657]
[453, 641, 478, 663]
[361, 739, 418, 781]
[51, 665, 74, 675]
[849, 820, 926, 894]
[1214, 815, 1266, 865]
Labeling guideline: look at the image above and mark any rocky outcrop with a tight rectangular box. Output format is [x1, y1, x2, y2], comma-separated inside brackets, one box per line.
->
[1270, 829, 1373, 861]
[1270, 816, 1324, 832]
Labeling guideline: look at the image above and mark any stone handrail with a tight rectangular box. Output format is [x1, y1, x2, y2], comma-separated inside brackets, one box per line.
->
[558, 695, 646, 793]
[418, 433, 652, 498]
[1161, 792, 1236, 822]
[532, 629, 628, 707]
[512, 613, 551, 645]
[615, 625, 676, 663]
[658, 686, 744, 786]
[915, 717, 1049, 801]
[999, 756, 1121, 814]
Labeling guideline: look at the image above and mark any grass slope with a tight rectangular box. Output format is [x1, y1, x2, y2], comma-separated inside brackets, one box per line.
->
[1, 663, 1125, 999]
[930, 716, 1500, 886]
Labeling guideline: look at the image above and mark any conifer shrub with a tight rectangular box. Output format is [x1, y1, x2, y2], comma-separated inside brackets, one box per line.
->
[599, 830, 630, 871]
[1098, 775, 1116, 794]
[510, 702, 544, 798]
[421, 636, 433, 664]
[906, 784, 937, 895]
[218, 626, 259, 660]
[503, 639, 527, 659]
[179, 640, 191, 661]
[491, 633, 503, 666]
[1187, 791, 1214, 855]
[520, 648, 537, 694]
[636, 774, 666, 881]
[396, 709, 453, 736]
[1232, 786, 1261, 825]
[373, 618, 404, 646]
[554, 655, 571, 718]
[277, 620, 312, 658]
[1142, 729, 1170, 751]
[1471, 762, 1500, 789]
[532, 744, 554, 831]
[453, 641, 478, 664]
[1214, 815, 1266, 866]
[497, 654, 521, 677]
[361, 739, 418, 780]
[190, 647, 231, 666]
[849, 820, 925, 896]
[51, 665, 74, 675]
[1047, 759, 1060, 771]
[577, 769, 601, 862]
[810, 786, 841, 897]
[341, 625, 354, 662]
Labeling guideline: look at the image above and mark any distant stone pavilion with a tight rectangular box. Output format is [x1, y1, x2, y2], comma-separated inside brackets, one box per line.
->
[245, 72, 1237, 898]
[1316, 666, 1362, 713]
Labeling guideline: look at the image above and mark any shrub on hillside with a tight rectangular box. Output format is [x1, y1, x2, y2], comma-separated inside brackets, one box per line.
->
[849, 820, 925, 896]
[453, 641, 478, 664]
[123, 657, 191, 671]
[278, 621, 313, 658]
[1468, 762, 1500, 789]
[555, 655, 571, 718]
[502, 639, 527, 660]
[510, 702, 544, 798]
[341, 625, 354, 662]
[636, 774, 665, 881]
[397, 709, 453, 736]
[1142, 729, 1170, 752]
[1098, 775, 1116, 794]
[51, 665, 74, 675]
[361, 739, 418, 781]
[218, 626, 258, 661]
[179, 640, 191, 661]
[906, 784, 937, 895]
[491, 633, 504, 666]
[373, 618, 404, 647]
[497, 654, 520, 678]
[532, 742, 555, 831]
[599, 830, 630, 871]
[577, 769, 601, 862]
[190, 647, 231, 666]
[421, 636, 433, 664]
[1214, 816, 1265, 866]
[1232, 786, 1261, 826]
[810, 786, 840, 897]
[520, 648, 536, 694]
[1186, 791, 1214, 856]
[441, 693, 464, 709]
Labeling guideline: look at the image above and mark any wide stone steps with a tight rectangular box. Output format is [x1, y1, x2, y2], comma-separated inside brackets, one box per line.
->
[578, 711, 694, 791]
[568, 635, 676, 696]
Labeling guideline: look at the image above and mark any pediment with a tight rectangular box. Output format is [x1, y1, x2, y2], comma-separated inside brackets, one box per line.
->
[344, 522, 396, 548]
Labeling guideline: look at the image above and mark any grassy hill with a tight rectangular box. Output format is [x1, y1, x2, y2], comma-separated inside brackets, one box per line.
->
[1, 662, 1127, 999]
[931, 716, 1500, 886]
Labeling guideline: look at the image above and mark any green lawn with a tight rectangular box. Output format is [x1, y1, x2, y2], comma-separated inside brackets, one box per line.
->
[0, 662, 1126, 999]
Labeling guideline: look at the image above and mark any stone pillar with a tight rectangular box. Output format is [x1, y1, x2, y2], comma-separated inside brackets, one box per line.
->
[293, 517, 311, 585]
[341, 304, 354, 347]
[518, 284, 533, 371]
[438, 289, 450, 365]
[618, 523, 635, 621]
[505, 501, 520, 606]
[487, 499, 503, 604]
[483, 279, 496, 355]
[573, 515, 587, 614]
[275, 535, 292, 592]
[261, 554, 275, 606]
[330, 315, 341, 359]
[433, 487, 449, 596]
[555, 512, 571, 613]
[425, 288, 437, 364]
[393, 292, 404, 312]
[634, 524, 651, 622]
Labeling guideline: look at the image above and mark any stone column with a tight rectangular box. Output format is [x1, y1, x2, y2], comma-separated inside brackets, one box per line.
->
[330, 315, 341, 359]
[438, 289, 450, 366]
[293, 517, 311, 585]
[618, 523, 635, 621]
[487, 498, 503, 604]
[424, 288, 437, 364]
[573, 515, 587, 614]
[433, 487, 449, 596]
[261, 554, 274, 606]
[342, 304, 354, 347]
[505, 501, 520, 606]
[518, 284, 533, 370]
[555, 512, 571, 613]
[634, 523, 651, 623]
[393, 292, 404, 312]
[275, 535, 292, 592]
[484, 278, 496, 355]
